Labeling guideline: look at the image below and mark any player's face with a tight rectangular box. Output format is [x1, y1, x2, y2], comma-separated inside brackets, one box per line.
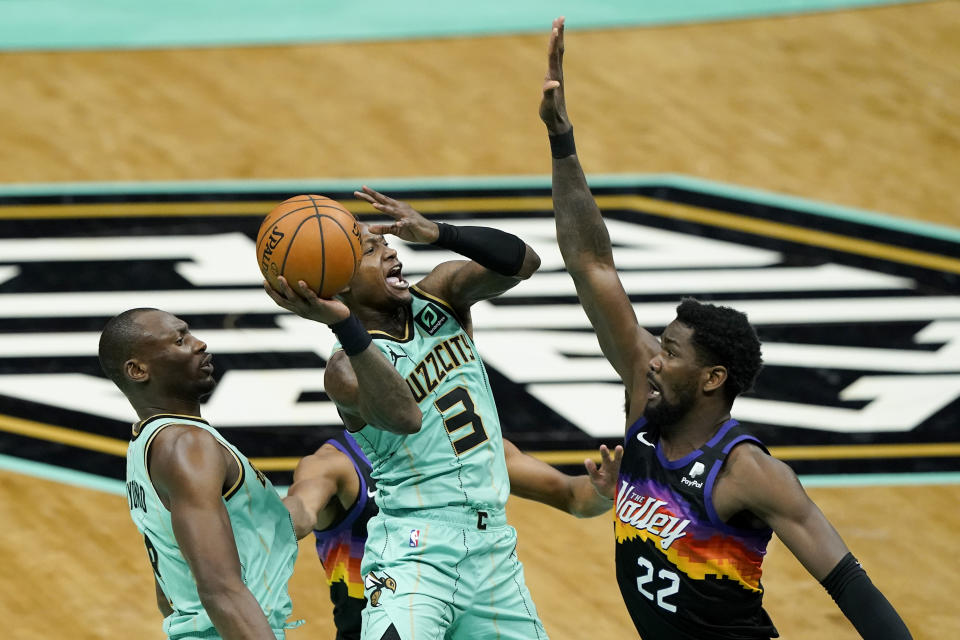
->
[132, 310, 216, 400]
[345, 224, 411, 310]
[644, 320, 703, 426]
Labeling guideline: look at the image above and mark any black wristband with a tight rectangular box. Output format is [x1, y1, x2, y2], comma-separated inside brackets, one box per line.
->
[549, 127, 576, 159]
[330, 314, 372, 356]
[432, 222, 527, 276]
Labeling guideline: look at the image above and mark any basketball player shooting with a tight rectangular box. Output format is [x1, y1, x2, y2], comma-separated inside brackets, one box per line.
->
[264, 185, 554, 640]
[538, 15, 912, 640]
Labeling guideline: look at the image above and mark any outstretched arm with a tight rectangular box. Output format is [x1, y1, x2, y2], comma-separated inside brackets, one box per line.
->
[283, 444, 361, 539]
[150, 426, 277, 640]
[355, 186, 541, 329]
[505, 438, 622, 518]
[266, 276, 421, 434]
[717, 445, 912, 639]
[540, 17, 658, 406]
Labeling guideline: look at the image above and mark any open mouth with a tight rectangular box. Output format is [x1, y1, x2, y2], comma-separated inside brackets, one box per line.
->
[647, 374, 661, 400]
[200, 355, 214, 373]
[385, 263, 409, 290]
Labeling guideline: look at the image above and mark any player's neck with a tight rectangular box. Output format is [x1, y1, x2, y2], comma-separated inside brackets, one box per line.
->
[134, 399, 203, 422]
[355, 303, 411, 338]
[658, 408, 731, 460]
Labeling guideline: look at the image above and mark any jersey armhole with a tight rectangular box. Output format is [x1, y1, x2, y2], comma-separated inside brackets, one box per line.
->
[314, 440, 370, 535]
[144, 423, 245, 504]
[704, 437, 772, 536]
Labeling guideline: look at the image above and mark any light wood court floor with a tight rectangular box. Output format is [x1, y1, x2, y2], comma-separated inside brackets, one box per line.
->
[1, 1, 958, 638]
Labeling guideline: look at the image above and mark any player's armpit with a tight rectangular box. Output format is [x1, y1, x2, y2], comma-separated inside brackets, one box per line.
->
[716, 444, 849, 580]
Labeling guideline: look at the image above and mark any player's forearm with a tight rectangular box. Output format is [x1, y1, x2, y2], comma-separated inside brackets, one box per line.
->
[567, 475, 615, 518]
[282, 494, 317, 539]
[200, 585, 278, 640]
[350, 347, 422, 434]
[551, 152, 616, 274]
[821, 553, 913, 640]
[432, 222, 537, 278]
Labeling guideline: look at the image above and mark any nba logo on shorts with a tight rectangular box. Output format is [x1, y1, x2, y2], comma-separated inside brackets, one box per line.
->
[409, 529, 420, 547]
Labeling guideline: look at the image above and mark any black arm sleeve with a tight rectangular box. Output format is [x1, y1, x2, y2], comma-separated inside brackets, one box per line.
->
[432, 222, 527, 276]
[820, 552, 912, 640]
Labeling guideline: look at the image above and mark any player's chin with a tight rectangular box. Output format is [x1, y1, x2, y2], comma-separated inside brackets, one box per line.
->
[197, 378, 218, 398]
[385, 282, 413, 302]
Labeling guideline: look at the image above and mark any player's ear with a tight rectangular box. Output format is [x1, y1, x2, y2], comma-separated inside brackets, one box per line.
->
[125, 359, 149, 384]
[702, 365, 727, 394]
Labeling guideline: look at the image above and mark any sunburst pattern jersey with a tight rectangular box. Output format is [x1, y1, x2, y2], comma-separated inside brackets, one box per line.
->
[614, 418, 780, 640]
[312, 431, 379, 640]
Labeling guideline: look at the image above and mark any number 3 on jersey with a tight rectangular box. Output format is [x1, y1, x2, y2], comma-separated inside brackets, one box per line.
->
[435, 386, 489, 455]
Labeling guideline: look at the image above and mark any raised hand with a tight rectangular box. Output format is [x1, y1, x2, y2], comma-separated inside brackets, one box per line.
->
[585, 444, 624, 500]
[263, 276, 351, 326]
[540, 16, 571, 135]
[354, 185, 439, 244]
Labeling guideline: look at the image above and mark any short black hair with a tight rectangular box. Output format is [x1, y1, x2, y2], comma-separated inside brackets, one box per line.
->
[675, 298, 763, 402]
[97, 308, 157, 387]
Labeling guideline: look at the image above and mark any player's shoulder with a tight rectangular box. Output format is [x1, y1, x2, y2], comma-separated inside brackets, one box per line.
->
[150, 421, 216, 450]
[720, 440, 800, 503]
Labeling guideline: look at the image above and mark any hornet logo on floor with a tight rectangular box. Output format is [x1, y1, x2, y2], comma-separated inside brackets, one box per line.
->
[0, 180, 957, 480]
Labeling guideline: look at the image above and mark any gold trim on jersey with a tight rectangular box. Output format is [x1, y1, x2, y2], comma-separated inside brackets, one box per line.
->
[221, 448, 246, 501]
[366, 312, 413, 343]
[132, 413, 208, 440]
[410, 285, 465, 329]
[138, 416, 244, 501]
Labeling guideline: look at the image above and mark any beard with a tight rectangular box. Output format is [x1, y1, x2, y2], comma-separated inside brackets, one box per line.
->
[643, 381, 697, 427]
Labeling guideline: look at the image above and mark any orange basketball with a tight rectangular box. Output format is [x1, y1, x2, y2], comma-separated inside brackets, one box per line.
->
[256, 194, 363, 298]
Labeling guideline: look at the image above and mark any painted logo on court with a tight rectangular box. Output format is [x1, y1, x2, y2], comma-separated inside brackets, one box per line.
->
[0, 180, 957, 481]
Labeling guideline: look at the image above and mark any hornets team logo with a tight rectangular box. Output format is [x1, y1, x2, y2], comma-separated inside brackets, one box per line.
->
[364, 571, 397, 607]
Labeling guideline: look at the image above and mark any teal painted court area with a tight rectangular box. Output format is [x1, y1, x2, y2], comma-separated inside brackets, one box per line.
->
[0, 0, 924, 51]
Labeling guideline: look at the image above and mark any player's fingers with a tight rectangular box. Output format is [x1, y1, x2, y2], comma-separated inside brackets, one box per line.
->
[599, 444, 615, 465]
[296, 280, 322, 303]
[353, 190, 375, 205]
[585, 458, 599, 476]
[275, 275, 298, 298]
[361, 185, 398, 206]
[367, 223, 398, 236]
[612, 444, 624, 462]
[262, 280, 286, 305]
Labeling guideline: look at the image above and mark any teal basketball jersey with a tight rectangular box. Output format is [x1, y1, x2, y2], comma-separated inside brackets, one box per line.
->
[125, 414, 299, 639]
[338, 287, 510, 515]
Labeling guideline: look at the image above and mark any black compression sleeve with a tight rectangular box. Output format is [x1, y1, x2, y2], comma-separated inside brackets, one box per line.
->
[820, 553, 912, 640]
[432, 223, 527, 276]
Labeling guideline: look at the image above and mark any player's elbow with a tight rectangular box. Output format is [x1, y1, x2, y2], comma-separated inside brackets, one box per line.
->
[196, 580, 247, 616]
[391, 406, 423, 435]
[514, 245, 541, 280]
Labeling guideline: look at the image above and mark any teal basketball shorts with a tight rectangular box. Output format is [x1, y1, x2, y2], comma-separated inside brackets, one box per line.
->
[359, 508, 549, 640]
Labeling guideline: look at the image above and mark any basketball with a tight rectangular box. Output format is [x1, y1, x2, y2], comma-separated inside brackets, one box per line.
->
[256, 194, 363, 298]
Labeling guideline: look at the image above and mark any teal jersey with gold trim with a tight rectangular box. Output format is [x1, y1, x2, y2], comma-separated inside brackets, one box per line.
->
[125, 414, 298, 639]
[338, 287, 510, 514]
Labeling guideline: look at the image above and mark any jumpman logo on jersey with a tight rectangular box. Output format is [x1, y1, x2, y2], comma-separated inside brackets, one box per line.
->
[386, 345, 409, 367]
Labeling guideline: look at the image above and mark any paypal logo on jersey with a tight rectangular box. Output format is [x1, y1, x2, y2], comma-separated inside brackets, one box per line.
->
[680, 461, 706, 489]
